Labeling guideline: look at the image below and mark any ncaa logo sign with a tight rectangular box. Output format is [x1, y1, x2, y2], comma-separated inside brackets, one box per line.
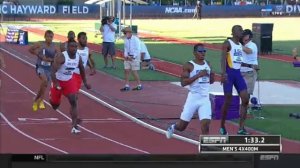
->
[165, 7, 183, 14]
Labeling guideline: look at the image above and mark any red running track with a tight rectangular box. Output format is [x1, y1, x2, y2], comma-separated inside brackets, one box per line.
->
[0, 50, 197, 154]
[1, 28, 299, 153]
[1, 46, 300, 154]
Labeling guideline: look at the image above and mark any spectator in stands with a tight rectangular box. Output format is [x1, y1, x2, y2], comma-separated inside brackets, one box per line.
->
[100, 16, 117, 69]
[11, 0, 19, 5]
[246, 0, 253, 5]
[240, 0, 247, 5]
[235, 0, 241, 5]
[140, 40, 155, 70]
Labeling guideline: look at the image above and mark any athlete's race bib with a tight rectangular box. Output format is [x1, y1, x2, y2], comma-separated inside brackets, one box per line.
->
[198, 76, 210, 83]
[63, 70, 72, 76]
[233, 55, 243, 64]
[41, 61, 51, 66]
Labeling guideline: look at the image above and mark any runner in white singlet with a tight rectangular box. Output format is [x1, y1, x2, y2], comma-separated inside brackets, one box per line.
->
[166, 43, 215, 139]
[73, 32, 96, 91]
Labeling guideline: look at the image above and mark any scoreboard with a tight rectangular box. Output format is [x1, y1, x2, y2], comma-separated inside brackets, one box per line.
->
[199, 135, 281, 154]
[5, 27, 28, 45]
[5, 27, 19, 43]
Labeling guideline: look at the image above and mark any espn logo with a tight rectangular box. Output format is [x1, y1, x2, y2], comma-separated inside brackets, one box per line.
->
[202, 136, 228, 144]
[260, 155, 279, 161]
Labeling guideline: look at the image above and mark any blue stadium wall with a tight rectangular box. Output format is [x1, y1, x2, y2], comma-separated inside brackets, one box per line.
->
[57, 5, 264, 18]
[123, 5, 263, 18]
[0, 4, 299, 20]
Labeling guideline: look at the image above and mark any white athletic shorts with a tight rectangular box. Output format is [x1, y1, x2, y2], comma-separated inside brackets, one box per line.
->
[180, 92, 212, 122]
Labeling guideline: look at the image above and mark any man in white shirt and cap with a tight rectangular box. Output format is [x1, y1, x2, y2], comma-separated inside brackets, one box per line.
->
[120, 27, 143, 91]
[240, 29, 259, 98]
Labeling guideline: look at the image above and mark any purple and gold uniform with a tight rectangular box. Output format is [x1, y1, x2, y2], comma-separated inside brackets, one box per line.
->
[223, 39, 247, 94]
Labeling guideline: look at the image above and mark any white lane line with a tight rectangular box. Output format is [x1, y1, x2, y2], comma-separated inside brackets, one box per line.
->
[1, 68, 150, 154]
[0, 120, 133, 126]
[82, 118, 122, 121]
[0, 112, 68, 154]
[18, 118, 59, 121]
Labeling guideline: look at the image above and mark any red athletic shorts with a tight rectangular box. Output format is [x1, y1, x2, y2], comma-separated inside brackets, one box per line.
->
[49, 78, 77, 106]
[72, 73, 82, 92]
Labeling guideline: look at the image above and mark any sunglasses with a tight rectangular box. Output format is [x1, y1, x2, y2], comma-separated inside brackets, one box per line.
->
[197, 49, 206, 53]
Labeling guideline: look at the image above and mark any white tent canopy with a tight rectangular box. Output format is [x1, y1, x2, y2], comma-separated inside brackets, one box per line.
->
[95, 0, 112, 5]
[94, 0, 133, 5]
[132, 0, 148, 5]
[84, 0, 101, 4]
